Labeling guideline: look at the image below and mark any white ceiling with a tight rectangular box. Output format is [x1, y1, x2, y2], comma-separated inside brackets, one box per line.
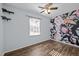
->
[4, 3, 79, 19]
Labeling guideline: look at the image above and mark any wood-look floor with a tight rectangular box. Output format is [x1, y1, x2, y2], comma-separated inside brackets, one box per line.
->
[4, 40, 79, 56]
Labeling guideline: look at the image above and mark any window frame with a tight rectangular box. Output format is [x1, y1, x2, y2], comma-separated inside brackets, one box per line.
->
[29, 17, 40, 36]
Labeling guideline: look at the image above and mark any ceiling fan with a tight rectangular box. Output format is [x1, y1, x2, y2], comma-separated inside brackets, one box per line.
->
[39, 3, 58, 14]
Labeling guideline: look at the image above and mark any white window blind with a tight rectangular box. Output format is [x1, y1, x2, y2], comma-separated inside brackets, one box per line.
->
[29, 17, 40, 36]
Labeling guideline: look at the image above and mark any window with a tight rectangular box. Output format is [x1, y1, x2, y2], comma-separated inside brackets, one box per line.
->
[29, 17, 40, 36]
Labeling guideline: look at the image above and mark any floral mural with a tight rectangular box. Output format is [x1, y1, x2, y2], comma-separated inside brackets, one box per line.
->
[50, 9, 79, 46]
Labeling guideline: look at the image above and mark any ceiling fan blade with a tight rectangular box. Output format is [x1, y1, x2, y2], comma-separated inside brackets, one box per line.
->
[44, 3, 53, 8]
[45, 3, 53, 7]
[38, 6, 45, 9]
[50, 7, 58, 10]
[40, 10, 45, 13]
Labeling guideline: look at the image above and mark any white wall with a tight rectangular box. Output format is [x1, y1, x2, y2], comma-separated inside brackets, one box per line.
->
[2, 4, 50, 52]
[0, 4, 3, 55]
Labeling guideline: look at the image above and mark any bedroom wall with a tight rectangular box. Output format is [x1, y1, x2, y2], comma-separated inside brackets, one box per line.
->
[2, 4, 50, 52]
[0, 4, 3, 55]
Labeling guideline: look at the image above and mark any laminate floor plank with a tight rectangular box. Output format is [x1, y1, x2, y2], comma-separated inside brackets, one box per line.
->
[4, 40, 79, 56]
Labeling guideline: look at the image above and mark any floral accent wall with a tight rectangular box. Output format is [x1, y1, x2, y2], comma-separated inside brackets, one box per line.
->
[50, 9, 79, 46]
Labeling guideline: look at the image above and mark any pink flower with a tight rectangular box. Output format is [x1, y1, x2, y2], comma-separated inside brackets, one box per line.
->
[61, 27, 68, 33]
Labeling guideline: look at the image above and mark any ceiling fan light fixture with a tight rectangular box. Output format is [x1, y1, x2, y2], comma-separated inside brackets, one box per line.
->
[44, 9, 51, 14]
[48, 9, 51, 12]
[44, 10, 48, 14]
[47, 10, 51, 14]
